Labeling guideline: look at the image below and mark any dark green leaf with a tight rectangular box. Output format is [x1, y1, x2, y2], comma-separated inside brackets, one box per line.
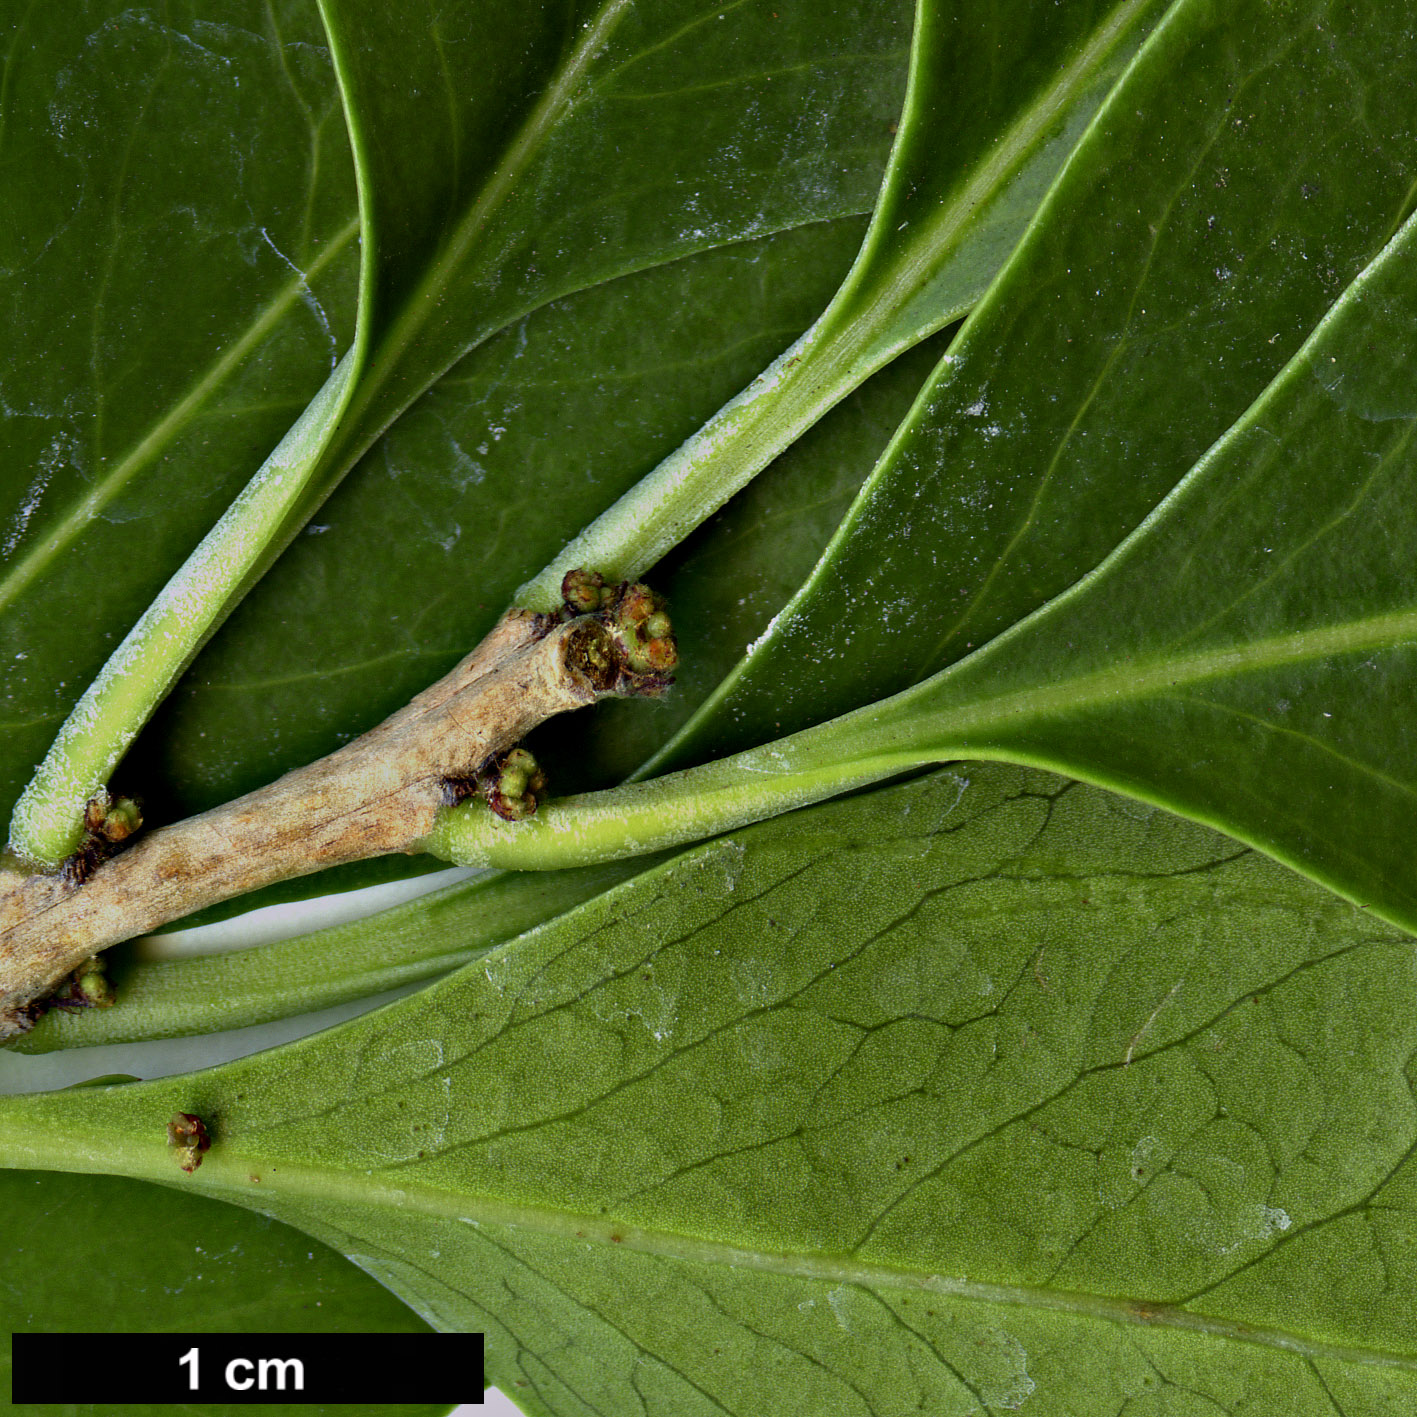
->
[531, 323, 957, 796]
[3, 766, 1414, 1412]
[13, 6, 1417, 1413]
[833, 0, 1165, 364]
[130, 220, 871, 821]
[117, 0, 1162, 831]
[798, 0, 1171, 376]
[0, 1167, 445, 1417]
[317, 0, 913, 457]
[869, 201, 1417, 930]
[190, 0, 1175, 823]
[614, 0, 1417, 934]
[515, 0, 1169, 609]
[200, 0, 917, 651]
[4, 0, 1171, 906]
[659, 0, 1417, 772]
[2, 0, 914, 838]
[0, 0, 359, 827]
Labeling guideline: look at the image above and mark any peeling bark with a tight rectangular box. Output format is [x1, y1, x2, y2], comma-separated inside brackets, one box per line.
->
[0, 594, 672, 1038]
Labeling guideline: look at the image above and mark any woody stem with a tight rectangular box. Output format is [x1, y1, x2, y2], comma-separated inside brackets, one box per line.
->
[0, 603, 664, 1038]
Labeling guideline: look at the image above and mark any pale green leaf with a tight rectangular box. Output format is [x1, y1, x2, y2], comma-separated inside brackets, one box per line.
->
[12, 859, 659, 1049]
[3, 767, 1415, 1413]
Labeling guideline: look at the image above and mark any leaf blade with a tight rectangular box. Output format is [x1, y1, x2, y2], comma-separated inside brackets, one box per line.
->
[0, 1166, 448, 1417]
[655, 0, 1417, 776]
[516, 0, 1171, 609]
[869, 201, 1417, 929]
[4, 767, 1415, 1410]
[12, 858, 660, 1050]
[0, 0, 361, 837]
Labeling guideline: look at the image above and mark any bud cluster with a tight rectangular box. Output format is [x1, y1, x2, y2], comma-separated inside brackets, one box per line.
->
[62, 793, 145, 885]
[478, 746, 548, 822]
[559, 569, 678, 678]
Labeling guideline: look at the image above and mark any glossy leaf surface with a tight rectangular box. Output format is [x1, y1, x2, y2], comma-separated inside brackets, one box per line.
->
[1, 0, 914, 837]
[437, 204, 1417, 927]
[516, 0, 1168, 609]
[200, 0, 920, 653]
[317, 0, 911, 441]
[869, 200, 1417, 931]
[0, 0, 360, 831]
[530, 325, 956, 797]
[3, 767, 1415, 1413]
[568, 76, 1417, 934]
[2, 0, 1163, 888]
[0, 1167, 445, 1416]
[9, 3, 1417, 1412]
[132, 221, 872, 821]
[660, 0, 1417, 773]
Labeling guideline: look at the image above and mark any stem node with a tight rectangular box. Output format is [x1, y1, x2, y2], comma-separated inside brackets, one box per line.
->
[0, 581, 676, 1037]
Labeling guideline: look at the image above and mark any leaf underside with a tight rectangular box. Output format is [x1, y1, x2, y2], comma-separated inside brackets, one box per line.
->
[4, 767, 1416, 1412]
[7, 0, 1417, 1412]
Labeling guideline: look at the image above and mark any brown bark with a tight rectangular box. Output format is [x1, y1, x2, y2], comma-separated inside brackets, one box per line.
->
[0, 601, 668, 1038]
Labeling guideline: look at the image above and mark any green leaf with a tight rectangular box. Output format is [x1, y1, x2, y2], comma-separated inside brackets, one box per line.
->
[2, 0, 914, 847]
[860, 200, 1417, 930]
[421, 203, 1417, 912]
[13, 5, 1417, 1413]
[0, 1166, 445, 1417]
[0, 0, 360, 834]
[127, 220, 873, 824]
[658, 0, 1417, 773]
[10, 353, 366, 862]
[531, 323, 958, 797]
[12, 858, 659, 1049]
[515, 0, 1169, 609]
[4, 766, 1416, 1412]
[562, 0, 1417, 934]
[6, 0, 1165, 881]
[97, 0, 1155, 833]
[247, 0, 920, 555]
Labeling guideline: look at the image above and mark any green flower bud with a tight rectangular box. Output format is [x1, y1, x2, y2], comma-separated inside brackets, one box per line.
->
[74, 964, 112, 1008]
[614, 583, 657, 628]
[481, 747, 547, 821]
[80, 792, 143, 845]
[560, 568, 604, 614]
[637, 634, 678, 673]
[101, 796, 143, 843]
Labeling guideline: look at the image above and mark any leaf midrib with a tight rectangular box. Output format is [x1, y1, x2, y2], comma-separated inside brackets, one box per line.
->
[173, 1154, 1417, 1371]
[14, 1095, 1407, 1367]
[902, 605, 1417, 748]
[349, 0, 637, 414]
[642, 0, 1175, 778]
[838, 0, 1162, 364]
